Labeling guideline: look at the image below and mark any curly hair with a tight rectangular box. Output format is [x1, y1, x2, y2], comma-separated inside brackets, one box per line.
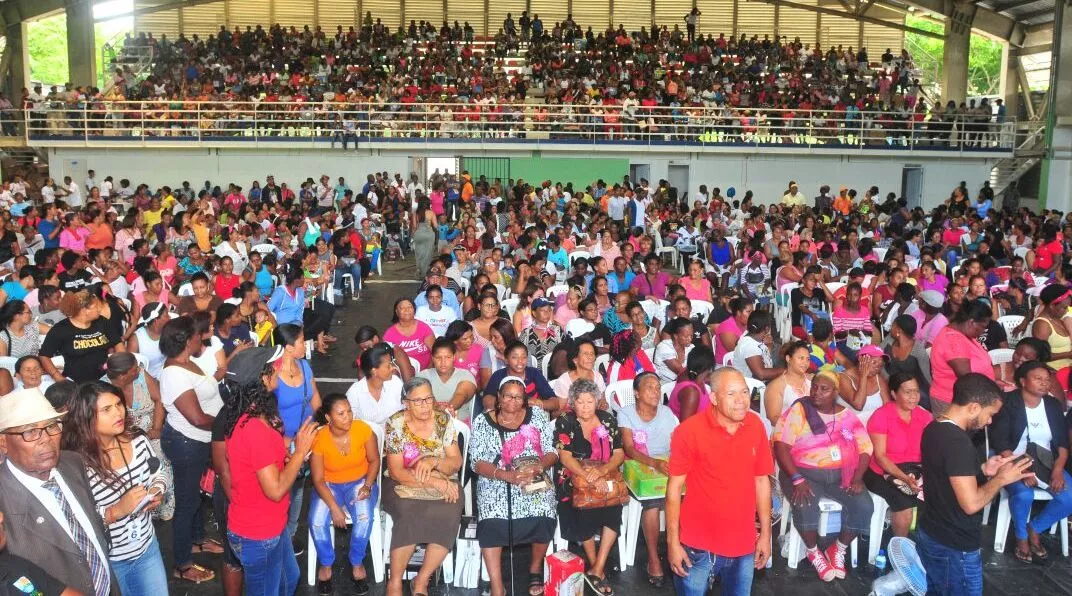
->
[219, 363, 282, 439]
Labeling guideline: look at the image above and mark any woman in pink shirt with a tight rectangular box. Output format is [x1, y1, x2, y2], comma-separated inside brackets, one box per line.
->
[428, 182, 446, 218]
[917, 261, 949, 294]
[446, 321, 483, 379]
[383, 298, 435, 370]
[863, 373, 931, 538]
[59, 212, 91, 254]
[928, 300, 995, 416]
[714, 298, 752, 364]
[680, 260, 712, 302]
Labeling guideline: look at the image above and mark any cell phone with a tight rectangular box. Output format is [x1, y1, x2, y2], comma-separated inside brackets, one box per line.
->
[131, 485, 163, 516]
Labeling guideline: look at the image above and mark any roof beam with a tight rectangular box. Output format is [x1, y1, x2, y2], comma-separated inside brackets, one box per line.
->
[758, 0, 945, 37]
[1011, 42, 1053, 55]
[1018, 6, 1056, 20]
[894, 0, 1026, 44]
[93, 0, 225, 20]
[987, 0, 1047, 10]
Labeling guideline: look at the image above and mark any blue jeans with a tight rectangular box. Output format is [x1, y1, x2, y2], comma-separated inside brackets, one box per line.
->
[160, 423, 209, 567]
[671, 545, 754, 596]
[286, 477, 305, 540]
[334, 261, 362, 292]
[112, 536, 169, 595]
[227, 530, 299, 596]
[916, 528, 983, 596]
[309, 478, 380, 567]
[1005, 470, 1072, 540]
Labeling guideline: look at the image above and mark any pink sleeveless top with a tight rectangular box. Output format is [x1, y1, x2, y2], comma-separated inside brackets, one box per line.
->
[668, 379, 711, 421]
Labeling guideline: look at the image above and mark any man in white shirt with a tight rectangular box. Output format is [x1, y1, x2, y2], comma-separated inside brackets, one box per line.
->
[608, 192, 627, 223]
[0, 389, 118, 596]
[63, 176, 82, 208]
[84, 170, 97, 195]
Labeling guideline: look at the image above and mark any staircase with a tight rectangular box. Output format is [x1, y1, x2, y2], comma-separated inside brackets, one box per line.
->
[100, 40, 155, 95]
[990, 119, 1047, 197]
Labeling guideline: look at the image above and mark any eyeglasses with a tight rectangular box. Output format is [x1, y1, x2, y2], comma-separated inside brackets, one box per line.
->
[404, 397, 435, 407]
[4, 421, 63, 442]
[500, 393, 525, 401]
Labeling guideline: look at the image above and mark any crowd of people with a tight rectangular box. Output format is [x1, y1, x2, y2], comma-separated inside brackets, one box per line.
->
[16, 14, 1009, 147]
[0, 157, 1065, 596]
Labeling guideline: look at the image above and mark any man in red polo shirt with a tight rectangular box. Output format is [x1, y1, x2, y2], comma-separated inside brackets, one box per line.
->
[667, 367, 773, 595]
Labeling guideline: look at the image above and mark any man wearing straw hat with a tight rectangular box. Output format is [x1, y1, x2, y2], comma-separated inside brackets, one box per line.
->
[0, 388, 118, 596]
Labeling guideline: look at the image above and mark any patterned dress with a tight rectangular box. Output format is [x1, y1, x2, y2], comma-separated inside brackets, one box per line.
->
[553, 410, 624, 542]
[121, 370, 176, 520]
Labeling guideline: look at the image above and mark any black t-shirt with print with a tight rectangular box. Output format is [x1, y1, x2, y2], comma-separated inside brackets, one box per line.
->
[58, 269, 93, 292]
[0, 552, 65, 596]
[39, 318, 122, 383]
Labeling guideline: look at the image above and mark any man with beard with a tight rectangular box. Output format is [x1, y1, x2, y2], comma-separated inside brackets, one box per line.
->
[917, 374, 1033, 595]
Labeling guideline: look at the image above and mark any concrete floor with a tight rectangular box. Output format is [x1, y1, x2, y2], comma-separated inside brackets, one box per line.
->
[160, 257, 1072, 595]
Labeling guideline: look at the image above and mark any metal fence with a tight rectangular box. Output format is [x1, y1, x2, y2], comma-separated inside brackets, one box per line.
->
[23, 101, 1017, 151]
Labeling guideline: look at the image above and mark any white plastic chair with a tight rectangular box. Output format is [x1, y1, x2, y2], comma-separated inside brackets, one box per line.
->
[605, 380, 634, 411]
[564, 318, 595, 338]
[494, 283, 510, 301]
[501, 297, 520, 318]
[594, 354, 610, 378]
[457, 277, 470, 296]
[867, 492, 891, 565]
[775, 283, 799, 343]
[0, 356, 16, 375]
[545, 284, 569, 299]
[989, 348, 1015, 366]
[640, 300, 662, 323]
[408, 356, 421, 374]
[994, 487, 1069, 557]
[340, 273, 358, 300]
[660, 381, 676, 405]
[998, 315, 1026, 346]
[540, 353, 553, 378]
[783, 498, 860, 569]
[689, 299, 714, 321]
[177, 283, 194, 297]
[745, 378, 767, 402]
[569, 251, 592, 267]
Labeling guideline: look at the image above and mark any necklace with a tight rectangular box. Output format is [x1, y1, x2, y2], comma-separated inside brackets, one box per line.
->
[332, 429, 352, 456]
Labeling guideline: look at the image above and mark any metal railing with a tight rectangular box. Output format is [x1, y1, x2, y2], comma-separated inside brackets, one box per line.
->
[24, 100, 1016, 151]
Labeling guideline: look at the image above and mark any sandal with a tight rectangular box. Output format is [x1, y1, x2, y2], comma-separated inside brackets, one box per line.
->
[1014, 546, 1033, 564]
[192, 539, 224, 554]
[1030, 542, 1049, 561]
[583, 573, 613, 596]
[173, 564, 215, 583]
[528, 572, 545, 596]
[647, 571, 666, 588]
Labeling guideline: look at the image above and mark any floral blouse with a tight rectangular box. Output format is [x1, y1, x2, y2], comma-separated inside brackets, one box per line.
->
[553, 410, 623, 503]
[470, 408, 556, 521]
[384, 408, 457, 480]
[519, 323, 564, 363]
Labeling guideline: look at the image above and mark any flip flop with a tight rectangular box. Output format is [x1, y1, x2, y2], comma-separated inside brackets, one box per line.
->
[1030, 542, 1049, 561]
[528, 572, 545, 596]
[173, 564, 215, 583]
[1014, 546, 1033, 564]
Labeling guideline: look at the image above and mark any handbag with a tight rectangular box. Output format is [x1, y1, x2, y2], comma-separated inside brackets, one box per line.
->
[393, 466, 456, 500]
[1026, 419, 1055, 481]
[199, 468, 216, 497]
[571, 459, 629, 509]
[883, 462, 923, 497]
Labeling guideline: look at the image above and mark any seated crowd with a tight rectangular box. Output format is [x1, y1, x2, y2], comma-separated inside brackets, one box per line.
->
[21, 16, 1004, 145]
[0, 163, 1062, 596]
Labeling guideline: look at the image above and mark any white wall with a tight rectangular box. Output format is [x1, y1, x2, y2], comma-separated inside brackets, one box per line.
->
[1047, 126, 1072, 213]
[629, 154, 997, 211]
[48, 147, 995, 212]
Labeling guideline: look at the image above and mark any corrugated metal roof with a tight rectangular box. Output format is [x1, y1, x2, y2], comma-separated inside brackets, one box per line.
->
[976, 0, 1055, 25]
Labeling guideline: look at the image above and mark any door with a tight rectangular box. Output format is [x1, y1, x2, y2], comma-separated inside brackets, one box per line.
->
[668, 164, 689, 205]
[901, 166, 924, 210]
[63, 158, 88, 192]
[629, 163, 650, 186]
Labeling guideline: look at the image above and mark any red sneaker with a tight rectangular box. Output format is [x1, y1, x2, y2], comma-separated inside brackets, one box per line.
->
[824, 542, 847, 579]
[807, 548, 836, 582]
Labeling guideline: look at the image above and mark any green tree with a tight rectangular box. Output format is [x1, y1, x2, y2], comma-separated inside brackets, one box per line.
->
[26, 14, 128, 87]
[905, 15, 1004, 100]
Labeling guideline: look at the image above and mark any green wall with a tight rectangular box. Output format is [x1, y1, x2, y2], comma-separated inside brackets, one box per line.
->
[466, 156, 629, 191]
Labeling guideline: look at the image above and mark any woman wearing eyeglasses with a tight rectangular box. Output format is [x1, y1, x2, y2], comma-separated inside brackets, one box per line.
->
[471, 376, 558, 596]
[382, 377, 464, 596]
[61, 381, 170, 595]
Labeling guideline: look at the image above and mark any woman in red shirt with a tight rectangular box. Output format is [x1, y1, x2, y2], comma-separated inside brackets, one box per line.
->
[223, 346, 318, 596]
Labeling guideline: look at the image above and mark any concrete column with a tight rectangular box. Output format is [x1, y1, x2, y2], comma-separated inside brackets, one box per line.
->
[2, 21, 29, 99]
[1042, 0, 1071, 211]
[941, 1, 975, 106]
[66, 0, 97, 89]
[1001, 42, 1019, 119]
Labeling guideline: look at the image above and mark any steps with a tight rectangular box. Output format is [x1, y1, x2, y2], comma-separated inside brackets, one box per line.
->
[991, 120, 1047, 198]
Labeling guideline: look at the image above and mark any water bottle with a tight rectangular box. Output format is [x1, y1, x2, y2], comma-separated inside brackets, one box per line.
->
[874, 548, 888, 576]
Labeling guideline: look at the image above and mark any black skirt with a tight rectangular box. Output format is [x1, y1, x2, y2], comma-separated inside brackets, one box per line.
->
[476, 516, 556, 549]
[863, 469, 922, 512]
[556, 502, 623, 543]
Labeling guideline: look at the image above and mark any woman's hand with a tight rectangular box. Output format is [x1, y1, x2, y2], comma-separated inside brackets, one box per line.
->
[114, 485, 149, 519]
[412, 456, 439, 484]
[846, 478, 866, 495]
[438, 479, 460, 503]
[903, 474, 922, 494]
[148, 426, 162, 440]
[293, 418, 318, 459]
[1051, 470, 1066, 493]
[357, 482, 374, 501]
[790, 480, 814, 506]
[330, 505, 348, 528]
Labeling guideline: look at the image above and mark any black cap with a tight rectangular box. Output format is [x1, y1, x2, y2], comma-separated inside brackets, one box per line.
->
[226, 346, 284, 386]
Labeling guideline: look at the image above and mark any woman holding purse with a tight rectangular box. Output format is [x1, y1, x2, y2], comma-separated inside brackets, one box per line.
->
[991, 361, 1072, 563]
[381, 376, 464, 596]
[470, 376, 558, 596]
[554, 379, 626, 596]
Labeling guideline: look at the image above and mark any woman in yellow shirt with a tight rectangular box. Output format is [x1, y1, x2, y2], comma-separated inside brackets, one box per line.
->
[309, 393, 380, 595]
[189, 208, 212, 253]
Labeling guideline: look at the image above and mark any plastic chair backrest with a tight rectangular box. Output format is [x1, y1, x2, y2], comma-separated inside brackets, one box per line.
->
[689, 299, 714, 321]
[989, 348, 1015, 366]
[501, 297, 521, 318]
[546, 284, 569, 299]
[604, 380, 634, 412]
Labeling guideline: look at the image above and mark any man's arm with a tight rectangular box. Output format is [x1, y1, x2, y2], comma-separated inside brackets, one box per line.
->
[950, 455, 1033, 515]
[665, 474, 691, 577]
[754, 474, 772, 569]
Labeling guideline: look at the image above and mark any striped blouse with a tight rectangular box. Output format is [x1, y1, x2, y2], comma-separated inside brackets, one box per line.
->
[88, 434, 168, 561]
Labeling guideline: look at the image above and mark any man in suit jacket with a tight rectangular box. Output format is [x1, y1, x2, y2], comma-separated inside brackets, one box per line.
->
[0, 389, 118, 596]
